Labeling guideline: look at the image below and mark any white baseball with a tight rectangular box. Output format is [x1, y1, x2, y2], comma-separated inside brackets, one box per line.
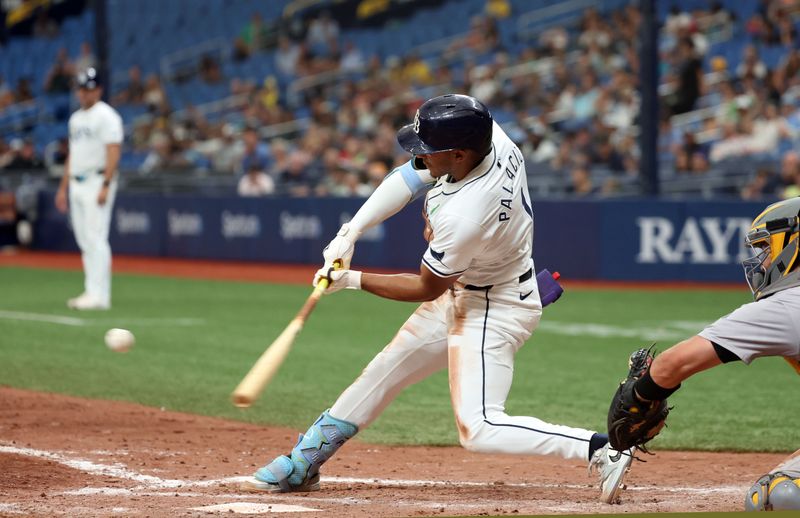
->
[104, 328, 135, 353]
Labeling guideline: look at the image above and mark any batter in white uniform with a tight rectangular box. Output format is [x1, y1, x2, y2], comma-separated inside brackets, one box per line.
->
[244, 95, 631, 502]
[55, 67, 123, 310]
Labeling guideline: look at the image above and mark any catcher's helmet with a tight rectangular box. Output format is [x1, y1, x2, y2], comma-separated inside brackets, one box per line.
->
[397, 94, 493, 156]
[742, 196, 800, 299]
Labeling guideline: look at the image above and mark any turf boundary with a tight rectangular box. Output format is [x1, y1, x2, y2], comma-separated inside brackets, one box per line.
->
[1, 249, 743, 291]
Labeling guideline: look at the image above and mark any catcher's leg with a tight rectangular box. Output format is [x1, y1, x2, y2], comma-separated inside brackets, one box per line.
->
[745, 471, 800, 511]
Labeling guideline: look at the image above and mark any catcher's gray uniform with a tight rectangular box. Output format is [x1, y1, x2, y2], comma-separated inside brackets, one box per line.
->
[699, 285, 800, 364]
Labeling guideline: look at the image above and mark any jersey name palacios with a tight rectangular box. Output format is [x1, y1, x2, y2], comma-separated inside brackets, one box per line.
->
[68, 101, 123, 176]
[420, 122, 535, 288]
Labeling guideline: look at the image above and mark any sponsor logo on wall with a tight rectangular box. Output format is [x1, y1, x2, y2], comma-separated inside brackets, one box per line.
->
[636, 217, 752, 264]
[115, 208, 151, 234]
[168, 209, 203, 237]
[280, 211, 321, 240]
[221, 211, 261, 239]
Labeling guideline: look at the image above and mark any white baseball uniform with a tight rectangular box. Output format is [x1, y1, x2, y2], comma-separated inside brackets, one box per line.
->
[330, 122, 597, 460]
[67, 100, 123, 307]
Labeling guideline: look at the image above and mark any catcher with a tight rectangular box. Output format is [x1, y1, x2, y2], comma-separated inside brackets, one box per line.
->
[606, 196, 800, 511]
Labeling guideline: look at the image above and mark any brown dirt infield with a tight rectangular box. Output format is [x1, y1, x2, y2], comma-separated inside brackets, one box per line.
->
[0, 251, 784, 516]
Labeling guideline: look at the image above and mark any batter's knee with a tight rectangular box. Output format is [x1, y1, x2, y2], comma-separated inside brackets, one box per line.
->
[457, 420, 501, 454]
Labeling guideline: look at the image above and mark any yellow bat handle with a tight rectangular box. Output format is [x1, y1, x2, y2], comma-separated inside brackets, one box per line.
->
[314, 259, 343, 294]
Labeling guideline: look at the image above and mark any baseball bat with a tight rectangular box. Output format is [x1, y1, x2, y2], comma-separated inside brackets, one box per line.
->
[231, 267, 336, 408]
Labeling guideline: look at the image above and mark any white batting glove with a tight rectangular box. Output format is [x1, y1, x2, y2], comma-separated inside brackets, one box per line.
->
[313, 268, 362, 294]
[322, 223, 361, 270]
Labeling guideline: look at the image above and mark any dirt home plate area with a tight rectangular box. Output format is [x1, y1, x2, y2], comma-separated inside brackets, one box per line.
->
[0, 387, 784, 517]
[0, 253, 785, 516]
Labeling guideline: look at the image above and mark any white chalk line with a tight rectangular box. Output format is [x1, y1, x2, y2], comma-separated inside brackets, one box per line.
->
[0, 310, 85, 326]
[538, 319, 709, 341]
[1, 443, 747, 499]
[0, 310, 204, 327]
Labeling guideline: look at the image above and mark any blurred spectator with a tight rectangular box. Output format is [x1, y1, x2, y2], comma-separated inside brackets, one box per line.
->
[237, 165, 275, 196]
[232, 36, 251, 62]
[0, 138, 13, 168]
[364, 159, 389, 192]
[578, 8, 611, 49]
[44, 48, 74, 94]
[776, 9, 797, 47]
[44, 137, 69, 177]
[340, 41, 365, 73]
[665, 6, 692, 36]
[520, 123, 557, 164]
[665, 37, 703, 115]
[0, 191, 15, 223]
[750, 102, 794, 153]
[114, 65, 146, 105]
[239, 126, 271, 176]
[73, 42, 96, 72]
[138, 132, 173, 174]
[32, 6, 58, 39]
[746, 12, 780, 45]
[13, 78, 34, 103]
[258, 76, 280, 110]
[143, 74, 167, 112]
[240, 13, 269, 53]
[267, 138, 291, 178]
[776, 151, 800, 194]
[485, 0, 511, 19]
[696, 2, 735, 39]
[277, 150, 315, 196]
[566, 166, 595, 196]
[306, 11, 339, 49]
[673, 132, 710, 173]
[194, 123, 243, 174]
[275, 35, 301, 77]
[0, 75, 13, 110]
[714, 79, 741, 126]
[199, 55, 223, 84]
[742, 168, 778, 199]
[4, 139, 44, 170]
[736, 45, 767, 80]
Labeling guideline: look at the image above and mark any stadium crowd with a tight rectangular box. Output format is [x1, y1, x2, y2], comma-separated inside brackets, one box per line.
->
[3, 0, 800, 200]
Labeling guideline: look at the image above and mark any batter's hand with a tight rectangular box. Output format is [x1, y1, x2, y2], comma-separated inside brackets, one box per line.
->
[322, 223, 360, 272]
[313, 267, 362, 294]
[97, 185, 109, 206]
[55, 188, 68, 214]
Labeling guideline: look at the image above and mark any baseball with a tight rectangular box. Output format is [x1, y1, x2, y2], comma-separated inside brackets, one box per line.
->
[104, 328, 135, 353]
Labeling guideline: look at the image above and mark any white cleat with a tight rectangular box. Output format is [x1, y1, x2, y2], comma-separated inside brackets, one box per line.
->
[589, 444, 634, 504]
[67, 293, 110, 310]
[67, 293, 88, 309]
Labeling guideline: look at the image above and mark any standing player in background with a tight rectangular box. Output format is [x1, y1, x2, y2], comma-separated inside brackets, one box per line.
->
[55, 68, 123, 310]
[243, 94, 633, 503]
[606, 197, 800, 511]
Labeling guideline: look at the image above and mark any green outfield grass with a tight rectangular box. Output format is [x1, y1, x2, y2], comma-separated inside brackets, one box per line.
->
[0, 266, 795, 452]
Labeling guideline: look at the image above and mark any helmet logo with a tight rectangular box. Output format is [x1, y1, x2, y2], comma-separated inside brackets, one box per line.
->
[413, 110, 420, 134]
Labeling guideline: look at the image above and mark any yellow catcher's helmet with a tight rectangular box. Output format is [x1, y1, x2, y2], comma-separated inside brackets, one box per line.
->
[742, 197, 800, 299]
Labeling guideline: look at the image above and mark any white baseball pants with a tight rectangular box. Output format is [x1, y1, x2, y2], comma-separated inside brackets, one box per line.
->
[68, 173, 116, 305]
[330, 278, 596, 461]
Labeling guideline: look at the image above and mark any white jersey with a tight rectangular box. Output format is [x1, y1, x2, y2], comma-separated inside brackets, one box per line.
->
[68, 101, 123, 176]
[420, 122, 534, 287]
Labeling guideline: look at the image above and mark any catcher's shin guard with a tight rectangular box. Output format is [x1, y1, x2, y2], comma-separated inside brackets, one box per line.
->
[745, 472, 800, 511]
[250, 410, 358, 492]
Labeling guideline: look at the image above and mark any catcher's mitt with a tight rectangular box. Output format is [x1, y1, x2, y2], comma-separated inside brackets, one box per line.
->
[607, 346, 670, 452]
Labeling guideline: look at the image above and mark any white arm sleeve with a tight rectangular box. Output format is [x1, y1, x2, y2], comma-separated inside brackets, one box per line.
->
[348, 159, 434, 234]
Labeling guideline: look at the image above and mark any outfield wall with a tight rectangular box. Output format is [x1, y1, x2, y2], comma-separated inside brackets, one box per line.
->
[33, 191, 770, 282]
